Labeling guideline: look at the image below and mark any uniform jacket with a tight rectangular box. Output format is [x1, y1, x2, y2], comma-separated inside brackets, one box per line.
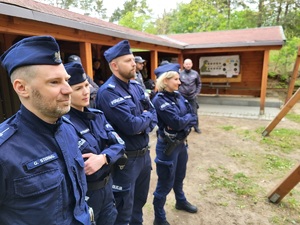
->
[178, 69, 201, 100]
[96, 75, 157, 151]
[152, 91, 197, 140]
[0, 105, 90, 225]
[65, 107, 125, 182]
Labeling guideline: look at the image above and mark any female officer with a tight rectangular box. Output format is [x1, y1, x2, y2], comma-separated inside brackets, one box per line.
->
[64, 62, 125, 225]
[152, 63, 198, 225]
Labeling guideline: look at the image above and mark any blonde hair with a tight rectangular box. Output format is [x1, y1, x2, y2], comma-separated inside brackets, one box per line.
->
[156, 71, 178, 92]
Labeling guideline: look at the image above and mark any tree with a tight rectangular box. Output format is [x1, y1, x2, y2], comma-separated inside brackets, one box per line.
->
[35, 0, 107, 19]
[109, 0, 155, 33]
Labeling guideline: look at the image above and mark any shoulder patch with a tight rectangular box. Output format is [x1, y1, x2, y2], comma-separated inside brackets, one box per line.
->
[159, 102, 171, 111]
[109, 97, 126, 107]
[0, 124, 17, 146]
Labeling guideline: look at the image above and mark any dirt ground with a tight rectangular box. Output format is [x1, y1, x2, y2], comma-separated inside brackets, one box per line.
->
[142, 101, 300, 225]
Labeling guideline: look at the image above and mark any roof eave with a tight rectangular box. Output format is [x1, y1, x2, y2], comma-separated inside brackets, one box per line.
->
[0, 2, 184, 49]
[184, 41, 286, 49]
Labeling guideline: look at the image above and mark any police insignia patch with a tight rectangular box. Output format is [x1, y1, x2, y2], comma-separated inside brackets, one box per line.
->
[112, 131, 125, 145]
[54, 51, 62, 63]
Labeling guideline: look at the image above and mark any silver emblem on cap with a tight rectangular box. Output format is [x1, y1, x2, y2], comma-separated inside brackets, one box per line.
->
[54, 51, 62, 63]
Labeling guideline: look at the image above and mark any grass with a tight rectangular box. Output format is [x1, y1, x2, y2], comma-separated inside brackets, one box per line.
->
[220, 125, 235, 131]
[207, 166, 261, 199]
[286, 113, 300, 123]
[255, 127, 300, 154]
[263, 154, 294, 173]
[207, 122, 300, 224]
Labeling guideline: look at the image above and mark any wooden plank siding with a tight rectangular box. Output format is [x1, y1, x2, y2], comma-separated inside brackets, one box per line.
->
[182, 51, 265, 96]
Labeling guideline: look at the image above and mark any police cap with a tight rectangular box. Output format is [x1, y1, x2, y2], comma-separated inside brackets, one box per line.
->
[64, 62, 87, 86]
[0, 35, 62, 77]
[154, 63, 180, 78]
[104, 40, 132, 63]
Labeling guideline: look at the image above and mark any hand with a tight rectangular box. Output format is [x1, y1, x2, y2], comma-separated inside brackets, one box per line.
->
[189, 114, 198, 126]
[82, 153, 107, 175]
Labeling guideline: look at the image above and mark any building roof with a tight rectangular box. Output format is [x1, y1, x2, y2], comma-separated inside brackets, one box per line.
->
[0, 0, 183, 48]
[163, 26, 286, 48]
[0, 0, 286, 49]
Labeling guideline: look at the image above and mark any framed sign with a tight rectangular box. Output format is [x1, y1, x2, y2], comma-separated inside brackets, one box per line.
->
[199, 55, 240, 77]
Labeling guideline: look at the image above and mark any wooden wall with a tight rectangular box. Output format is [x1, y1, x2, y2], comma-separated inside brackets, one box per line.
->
[183, 51, 264, 97]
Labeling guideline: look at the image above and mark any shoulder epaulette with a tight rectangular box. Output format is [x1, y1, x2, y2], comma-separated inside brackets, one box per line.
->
[0, 123, 17, 146]
[107, 83, 116, 89]
[62, 116, 72, 124]
[88, 108, 103, 114]
[130, 80, 139, 85]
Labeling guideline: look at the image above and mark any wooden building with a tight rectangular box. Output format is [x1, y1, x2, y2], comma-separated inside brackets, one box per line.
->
[0, 0, 286, 122]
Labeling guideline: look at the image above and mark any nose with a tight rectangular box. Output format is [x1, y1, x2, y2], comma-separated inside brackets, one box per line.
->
[84, 86, 90, 95]
[62, 82, 73, 94]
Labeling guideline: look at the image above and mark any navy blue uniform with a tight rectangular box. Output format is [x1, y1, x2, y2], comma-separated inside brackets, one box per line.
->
[96, 75, 157, 225]
[0, 105, 90, 225]
[152, 91, 197, 223]
[66, 107, 125, 225]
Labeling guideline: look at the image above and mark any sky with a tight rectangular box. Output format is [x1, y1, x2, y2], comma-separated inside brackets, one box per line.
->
[102, 0, 191, 18]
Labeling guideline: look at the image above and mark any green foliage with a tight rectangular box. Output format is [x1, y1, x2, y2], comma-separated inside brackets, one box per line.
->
[118, 11, 156, 33]
[230, 10, 258, 29]
[260, 128, 300, 153]
[269, 37, 300, 81]
[220, 125, 235, 131]
[168, 0, 227, 33]
[207, 166, 260, 198]
[285, 113, 300, 123]
[263, 154, 294, 172]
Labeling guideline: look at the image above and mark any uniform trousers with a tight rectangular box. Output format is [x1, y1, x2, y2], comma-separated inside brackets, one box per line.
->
[153, 139, 188, 222]
[87, 177, 117, 225]
[113, 150, 152, 225]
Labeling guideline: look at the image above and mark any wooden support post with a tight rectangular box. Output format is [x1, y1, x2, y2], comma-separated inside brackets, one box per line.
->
[285, 47, 300, 103]
[79, 42, 93, 78]
[262, 87, 300, 137]
[260, 50, 269, 115]
[268, 163, 300, 204]
[150, 50, 158, 81]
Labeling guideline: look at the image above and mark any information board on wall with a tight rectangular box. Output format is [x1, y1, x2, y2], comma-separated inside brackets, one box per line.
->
[199, 55, 240, 78]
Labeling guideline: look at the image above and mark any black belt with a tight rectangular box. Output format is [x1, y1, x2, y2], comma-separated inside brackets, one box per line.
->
[87, 174, 110, 191]
[125, 146, 149, 158]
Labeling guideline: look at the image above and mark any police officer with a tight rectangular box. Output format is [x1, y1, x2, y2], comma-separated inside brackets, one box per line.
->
[64, 62, 125, 225]
[68, 54, 99, 108]
[95, 40, 157, 225]
[0, 36, 90, 224]
[152, 63, 198, 225]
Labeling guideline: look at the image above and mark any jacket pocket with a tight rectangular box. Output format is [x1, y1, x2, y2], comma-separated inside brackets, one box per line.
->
[14, 168, 63, 197]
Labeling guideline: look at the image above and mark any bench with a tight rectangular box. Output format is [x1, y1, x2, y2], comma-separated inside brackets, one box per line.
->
[203, 82, 231, 95]
[201, 74, 241, 95]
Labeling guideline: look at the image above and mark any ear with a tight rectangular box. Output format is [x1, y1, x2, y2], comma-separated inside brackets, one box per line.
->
[110, 61, 118, 71]
[13, 79, 30, 98]
[163, 77, 168, 86]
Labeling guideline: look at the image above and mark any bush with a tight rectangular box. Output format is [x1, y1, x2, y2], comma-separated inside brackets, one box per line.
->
[269, 37, 300, 81]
